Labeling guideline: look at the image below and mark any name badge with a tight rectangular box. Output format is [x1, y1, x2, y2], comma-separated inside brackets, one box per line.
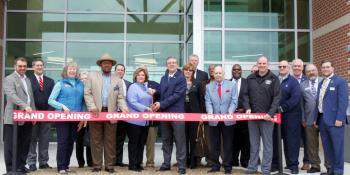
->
[265, 80, 272, 85]
[329, 87, 335, 91]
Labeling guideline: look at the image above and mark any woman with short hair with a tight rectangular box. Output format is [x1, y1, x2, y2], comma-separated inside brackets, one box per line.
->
[48, 62, 84, 174]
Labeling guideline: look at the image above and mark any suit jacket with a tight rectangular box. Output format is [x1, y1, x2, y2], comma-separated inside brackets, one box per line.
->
[194, 69, 209, 83]
[279, 74, 302, 115]
[205, 80, 238, 126]
[28, 74, 55, 110]
[186, 81, 202, 113]
[300, 77, 323, 126]
[84, 71, 127, 115]
[315, 75, 348, 126]
[159, 69, 186, 112]
[3, 72, 36, 125]
[230, 78, 248, 112]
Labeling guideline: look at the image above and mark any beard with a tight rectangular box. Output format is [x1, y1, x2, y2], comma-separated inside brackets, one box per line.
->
[309, 75, 317, 81]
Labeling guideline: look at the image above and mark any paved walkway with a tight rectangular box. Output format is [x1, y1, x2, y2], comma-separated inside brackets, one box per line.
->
[0, 143, 349, 174]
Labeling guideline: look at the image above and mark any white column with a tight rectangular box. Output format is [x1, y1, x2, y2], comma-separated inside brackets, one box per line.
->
[192, 0, 204, 70]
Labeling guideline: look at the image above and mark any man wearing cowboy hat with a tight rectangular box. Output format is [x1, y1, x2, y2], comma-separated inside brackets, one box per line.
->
[84, 53, 129, 173]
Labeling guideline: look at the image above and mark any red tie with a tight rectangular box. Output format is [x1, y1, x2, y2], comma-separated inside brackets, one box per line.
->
[218, 83, 221, 98]
[39, 76, 43, 91]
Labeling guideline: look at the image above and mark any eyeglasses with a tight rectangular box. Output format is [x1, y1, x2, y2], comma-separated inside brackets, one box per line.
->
[278, 66, 287, 69]
[232, 69, 241, 71]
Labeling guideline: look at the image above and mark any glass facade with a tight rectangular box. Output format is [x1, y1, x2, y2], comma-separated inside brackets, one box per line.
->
[204, 0, 311, 78]
[5, 0, 188, 82]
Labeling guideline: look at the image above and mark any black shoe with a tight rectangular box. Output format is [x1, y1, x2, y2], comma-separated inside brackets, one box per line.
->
[105, 168, 115, 173]
[158, 166, 171, 171]
[39, 164, 52, 169]
[178, 169, 186, 174]
[241, 162, 248, 168]
[291, 169, 299, 174]
[270, 166, 279, 172]
[129, 167, 141, 172]
[16, 168, 30, 174]
[307, 167, 320, 173]
[136, 165, 144, 171]
[78, 164, 84, 168]
[224, 169, 232, 174]
[232, 161, 239, 166]
[91, 168, 101, 172]
[207, 168, 220, 173]
[28, 164, 37, 172]
[115, 162, 127, 167]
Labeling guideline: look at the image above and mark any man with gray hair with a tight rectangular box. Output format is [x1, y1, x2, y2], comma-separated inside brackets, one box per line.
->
[244, 56, 281, 175]
[188, 54, 209, 83]
[152, 56, 187, 175]
[292, 58, 310, 171]
[300, 64, 330, 173]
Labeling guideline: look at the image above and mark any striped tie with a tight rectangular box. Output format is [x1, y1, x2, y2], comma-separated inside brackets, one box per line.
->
[318, 78, 328, 113]
[39, 76, 44, 91]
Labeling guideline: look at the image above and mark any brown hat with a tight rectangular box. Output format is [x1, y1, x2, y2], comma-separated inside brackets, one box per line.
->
[96, 53, 117, 66]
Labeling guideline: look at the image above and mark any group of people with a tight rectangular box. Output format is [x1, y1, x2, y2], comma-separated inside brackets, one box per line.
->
[2, 53, 348, 175]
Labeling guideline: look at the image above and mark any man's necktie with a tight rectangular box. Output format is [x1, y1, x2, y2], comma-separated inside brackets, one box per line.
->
[39, 76, 44, 91]
[311, 80, 316, 97]
[318, 78, 328, 112]
[218, 83, 221, 98]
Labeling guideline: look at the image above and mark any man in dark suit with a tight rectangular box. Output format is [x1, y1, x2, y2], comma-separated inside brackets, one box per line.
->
[271, 60, 302, 174]
[114, 64, 131, 167]
[152, 56, 187, 175]
[3, 57, 35, 174]
[188, 54, 209, 83]
[26, 58, 55, 172]
[315, 60, 348, 175]
[292, 58, 310, 171]
[230, 64, 250, 168]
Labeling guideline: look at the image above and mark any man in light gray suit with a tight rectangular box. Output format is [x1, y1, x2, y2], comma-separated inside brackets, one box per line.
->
[300, 63, 329, 173]
[3, 57, 36, 174]
[205, 66, 238, 174]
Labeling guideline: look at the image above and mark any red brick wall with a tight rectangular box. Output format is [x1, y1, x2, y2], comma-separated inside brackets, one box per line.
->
[313, 24, 350, 82]
[313, 0, 350, 30]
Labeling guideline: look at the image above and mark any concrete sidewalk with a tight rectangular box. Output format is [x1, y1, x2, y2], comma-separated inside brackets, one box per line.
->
[0, 143, 349, 174]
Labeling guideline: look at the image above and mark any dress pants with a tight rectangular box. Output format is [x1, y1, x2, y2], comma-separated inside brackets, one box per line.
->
[232, 121, 250, 167]
[125, 122, 149, 169]
[146, 126, 157, 165]
[301, 125, 310, 164]
[208, 122, 234, 171]
[160, 121, 186, 170]
[27, 122, 51, 167]
[247, 120, 274, 174]
[76, 126, 92, 167]
[185, 121, 199, 167]
[116, 120, 127, 164]
[319, 116, 345, 175]
[56, 122, 77, 171]
[272, 115, 301, 170]
[4, 123, 32, 173]
[89, 121, 117, 169]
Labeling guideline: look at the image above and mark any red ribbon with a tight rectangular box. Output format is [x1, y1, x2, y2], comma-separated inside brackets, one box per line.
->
[13, 110, 281, 124]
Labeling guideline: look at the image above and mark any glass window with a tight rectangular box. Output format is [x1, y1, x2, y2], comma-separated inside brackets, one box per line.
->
[186, 36, 193, 57]
[127, 15, 184, 41]
[225, 31, 295, 62]
[7, 13, 64, 40]
[187, 14, 193, 36]
[8, 0, 64, 11]
[66, 42, 123, 69]
[204, 0, 222, 27]
[204, 31, 221, 61]
[298, 32, 310, 62]
[126, 43, 184, 82]
[297, 0, 309, 29]
[67, 14, 124, 40]
[5, 41, 64, 68]
[68, 0, 125, 12]
[225, 0, 294, 29]
[127, 0, 184, 13]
